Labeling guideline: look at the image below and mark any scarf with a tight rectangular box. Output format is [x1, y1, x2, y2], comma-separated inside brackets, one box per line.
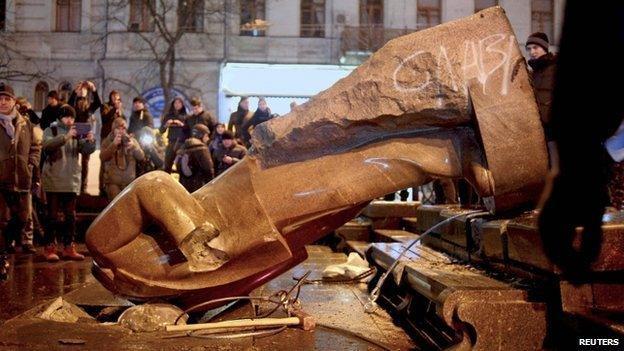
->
[528, 52, 557, 72]
[0, 109, 17, 140]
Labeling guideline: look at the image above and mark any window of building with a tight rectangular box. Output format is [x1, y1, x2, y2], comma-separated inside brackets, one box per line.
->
[34, 82, 49, 111]
[178, 0, 204, 32]
[475, 0, 498, 13]
[1, 0, 6, 31]
[301, 0, 325, 38]
[56, 0, 82, 32]
[58, 82, 73, 103]
[417, 0, 441, 29]
[129, 0, 155, 32]
[359, 0, 383, 26]
[357, 0, 383, 51]
[531, 0, 554, 42]
[240, 0, 266, 37]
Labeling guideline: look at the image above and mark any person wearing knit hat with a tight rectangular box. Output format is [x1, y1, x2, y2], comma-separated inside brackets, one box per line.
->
[525, 31, 558, 160]
[526, 32, 550, 58]
[41, 102, 95, 262]
[175, 121, 214, 192]
[58, 104, 76, 119]
[128, 96, 154, 135]
[191, 123, 210, 139]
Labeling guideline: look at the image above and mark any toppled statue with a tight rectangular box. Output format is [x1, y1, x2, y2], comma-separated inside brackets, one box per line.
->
[86, 7, 548, 307]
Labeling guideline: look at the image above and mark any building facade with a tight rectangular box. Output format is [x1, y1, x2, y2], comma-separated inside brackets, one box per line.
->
[0, 0, 565, 122]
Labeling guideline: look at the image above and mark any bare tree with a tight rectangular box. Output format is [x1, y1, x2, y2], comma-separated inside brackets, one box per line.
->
[0, 30, 55, 82]
[103, 0, 227, 107]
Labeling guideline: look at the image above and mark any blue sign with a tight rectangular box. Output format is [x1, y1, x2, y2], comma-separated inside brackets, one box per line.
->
[141, 87, 191, 128]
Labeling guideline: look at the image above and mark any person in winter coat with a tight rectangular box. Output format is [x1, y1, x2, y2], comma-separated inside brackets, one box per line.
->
[213, 131, 247, 176]
[40, 90, 62, 131]
[0, 83, 41, 259]
[227, 96, 252, 142]
[241, 97, 272, 147]
[160, 96, 187, 173]
[526, 32, 558, 170]
[526, 32, 557, 141]
[128, 96, 154, 135]
[183, 97, 217, 142]
[99, 90, 125, 195]
[68, 81, 101, 193]
[41, 104, 95, 262]
[175, 124, 214, 193]
[100, 90, 124, 141]
[100, 118, 145, 201]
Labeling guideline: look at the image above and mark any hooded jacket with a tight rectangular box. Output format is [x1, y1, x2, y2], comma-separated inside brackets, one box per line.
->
[42, 121, 95, 194]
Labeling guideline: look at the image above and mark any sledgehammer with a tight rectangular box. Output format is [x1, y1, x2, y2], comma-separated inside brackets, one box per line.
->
[165, 310, 315, 332]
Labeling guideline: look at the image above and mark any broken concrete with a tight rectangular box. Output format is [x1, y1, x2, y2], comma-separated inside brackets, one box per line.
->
[117, 303, 188, 332]
[38, 297, 95, 324]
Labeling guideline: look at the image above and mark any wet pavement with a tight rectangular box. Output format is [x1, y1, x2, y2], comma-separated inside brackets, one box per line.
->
[0, 247, 94, 324]
[0, 246, 415, 350]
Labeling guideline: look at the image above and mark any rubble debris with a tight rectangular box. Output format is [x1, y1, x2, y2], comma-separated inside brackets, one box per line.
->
[39, 297, 95, 323]
[118, 303, 188, 332]
[323, 252, 372, 282]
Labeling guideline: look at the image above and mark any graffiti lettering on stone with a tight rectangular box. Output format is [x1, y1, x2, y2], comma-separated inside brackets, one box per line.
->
[393, 34, 517, 96]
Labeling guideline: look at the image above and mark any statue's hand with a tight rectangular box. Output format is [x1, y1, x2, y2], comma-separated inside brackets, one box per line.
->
[86, 171, 230, 274]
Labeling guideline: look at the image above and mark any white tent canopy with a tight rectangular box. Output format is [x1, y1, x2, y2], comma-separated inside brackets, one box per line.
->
[218, 62, 356, 121]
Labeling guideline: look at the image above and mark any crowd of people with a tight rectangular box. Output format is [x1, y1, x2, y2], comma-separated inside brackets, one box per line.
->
[1, 81, 277, 275]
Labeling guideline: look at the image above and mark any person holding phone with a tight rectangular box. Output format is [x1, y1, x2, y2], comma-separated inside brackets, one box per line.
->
[41, 104, 95, 262]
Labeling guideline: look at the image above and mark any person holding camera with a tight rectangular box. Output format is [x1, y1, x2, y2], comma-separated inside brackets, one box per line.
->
[100, 118, 145, 201]
[41, 104, 95, 262]
[100, 90, 125, 195]
[100, 90, 123, 141]
[0, 83, 42, 264]
[68, 81, 101, 194]
[175, 124, 214, 193]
